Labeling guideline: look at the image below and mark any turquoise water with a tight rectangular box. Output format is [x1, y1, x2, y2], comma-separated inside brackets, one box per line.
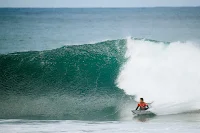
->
[1, 8, 200, 54]
[1, 7, 200, 132]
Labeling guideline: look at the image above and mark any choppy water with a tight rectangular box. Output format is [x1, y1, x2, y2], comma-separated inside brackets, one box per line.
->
[1, 115, 200, 133]
[1, 7, 200, 132]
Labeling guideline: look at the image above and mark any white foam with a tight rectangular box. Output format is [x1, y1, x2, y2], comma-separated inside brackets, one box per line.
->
[117, 38, 200, 115]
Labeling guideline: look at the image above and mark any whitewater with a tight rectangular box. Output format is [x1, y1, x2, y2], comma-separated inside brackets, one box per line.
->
[117, 38, 200, 116]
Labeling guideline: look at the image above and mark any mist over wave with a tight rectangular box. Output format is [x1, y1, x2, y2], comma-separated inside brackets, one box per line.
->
[117, 38, 200, 115]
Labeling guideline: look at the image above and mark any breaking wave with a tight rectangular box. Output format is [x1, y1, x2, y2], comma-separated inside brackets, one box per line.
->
[1, 37, 200, 120]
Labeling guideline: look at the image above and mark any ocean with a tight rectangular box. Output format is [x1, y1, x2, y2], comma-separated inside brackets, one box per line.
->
[0, 7, 200, 133]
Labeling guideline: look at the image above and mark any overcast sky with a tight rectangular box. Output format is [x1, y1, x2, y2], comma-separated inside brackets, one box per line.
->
[0, 0, 200, 7]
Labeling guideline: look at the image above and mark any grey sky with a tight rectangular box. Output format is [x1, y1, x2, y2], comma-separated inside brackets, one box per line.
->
[0, 0, 200, 7]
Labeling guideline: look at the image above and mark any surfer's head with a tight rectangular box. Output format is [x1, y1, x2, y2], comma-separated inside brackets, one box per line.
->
[140, 98, 144, 102]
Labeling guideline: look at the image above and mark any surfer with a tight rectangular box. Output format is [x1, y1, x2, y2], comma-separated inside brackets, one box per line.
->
[135, 98, 149, 110]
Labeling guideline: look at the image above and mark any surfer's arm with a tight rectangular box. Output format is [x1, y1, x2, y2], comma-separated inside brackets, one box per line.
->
[145, 105, 149, 110]
[135, 106, 139, 110]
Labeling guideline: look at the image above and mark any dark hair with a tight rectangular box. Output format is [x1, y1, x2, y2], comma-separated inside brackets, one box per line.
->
[140, 98, 144, 101]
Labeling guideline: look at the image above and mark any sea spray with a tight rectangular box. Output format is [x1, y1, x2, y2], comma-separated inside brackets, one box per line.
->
[117, 38, 200, 115]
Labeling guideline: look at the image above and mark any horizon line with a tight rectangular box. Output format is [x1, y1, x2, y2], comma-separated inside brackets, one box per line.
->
[0, 6, 200, 8]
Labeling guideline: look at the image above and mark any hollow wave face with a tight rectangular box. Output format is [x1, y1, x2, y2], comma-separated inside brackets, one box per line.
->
[117, 38, 200, 115]
[0, 39, 130, 120]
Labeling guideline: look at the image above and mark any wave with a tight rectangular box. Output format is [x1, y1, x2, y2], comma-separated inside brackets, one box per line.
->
[1, 38, 200, 120]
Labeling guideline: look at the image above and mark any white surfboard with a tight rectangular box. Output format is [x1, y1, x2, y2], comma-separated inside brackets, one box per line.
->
[132, 110, 154, 115]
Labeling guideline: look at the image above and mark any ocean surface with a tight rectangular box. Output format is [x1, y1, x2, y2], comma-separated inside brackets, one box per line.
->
[1, 7, 200, 133]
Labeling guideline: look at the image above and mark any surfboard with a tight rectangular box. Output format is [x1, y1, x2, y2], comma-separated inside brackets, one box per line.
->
[132, 110, 153, 115]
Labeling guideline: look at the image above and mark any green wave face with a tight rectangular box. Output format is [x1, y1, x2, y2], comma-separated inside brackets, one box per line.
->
[0, 39, 129, 120]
